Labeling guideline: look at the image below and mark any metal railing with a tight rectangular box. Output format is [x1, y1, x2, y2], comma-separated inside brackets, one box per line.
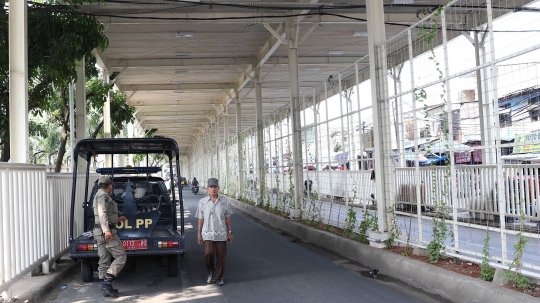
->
[0, 163, 98, 299]
[1, 163, 49, 297]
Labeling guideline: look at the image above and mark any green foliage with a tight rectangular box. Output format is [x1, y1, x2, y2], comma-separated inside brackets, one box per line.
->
[238, 132, 246, 200]
[480, 231, 495, 282]
[0, 1, 108, 160]
[306, 196, 322, 227]
[132, 153, 164, 167]
[357, 210, 378, 244]
[384, 204, 401, 249]
[343, 204, 357, 238]
[85, 78, 135, 139]
[28, 114, 62, 164]
[416, 3, 452, 264]
[502, 206, 530, 289]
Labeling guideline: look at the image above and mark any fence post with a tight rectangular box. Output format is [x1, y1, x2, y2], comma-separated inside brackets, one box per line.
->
[367, 0, 391, 237]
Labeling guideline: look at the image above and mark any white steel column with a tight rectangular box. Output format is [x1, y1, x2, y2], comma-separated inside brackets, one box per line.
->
[472, 13, 489, 165]
[9, 0, 29, 164]
[103, 70, 111, 167]
[255, 67, 265, 206]
[408, 29, 423, 243]
[76, 58, 87, 173]
[442, 10, 459, 252]
[390, 64, 405, 167]
[487, 0, 507, 265]
[338, 74, 349, 205]
[224, 107, 230, 193]
[287, 20, 304, 218]
[302, 95, 309, 201]
[216, 116, 220, 181]
[324, 83, 334, 223]
[355, 64, 364, 168]
[209, 126, 215, 177]
[312, 89, 319, 199]
[69, 81, 75, 171]
[367, 0, 391, 236]
[236, 93, 244, 196]
[118, 128, 125, 167]
[127, 122, 134, 166]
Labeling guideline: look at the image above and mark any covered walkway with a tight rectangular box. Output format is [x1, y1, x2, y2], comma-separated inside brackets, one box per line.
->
[3, 1, 540, 302]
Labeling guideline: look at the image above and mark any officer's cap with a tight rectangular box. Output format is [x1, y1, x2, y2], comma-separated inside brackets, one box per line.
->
[98, 176, 113, 186]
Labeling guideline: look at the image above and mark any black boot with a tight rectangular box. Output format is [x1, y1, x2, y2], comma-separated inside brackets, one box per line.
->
[99, 273, 119, 297]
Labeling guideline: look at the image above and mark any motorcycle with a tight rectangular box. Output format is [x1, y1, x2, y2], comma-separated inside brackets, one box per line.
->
[192, 185, 199, 195]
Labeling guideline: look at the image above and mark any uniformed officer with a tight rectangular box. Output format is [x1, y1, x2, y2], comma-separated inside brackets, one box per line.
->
[93, 176, 127, 297]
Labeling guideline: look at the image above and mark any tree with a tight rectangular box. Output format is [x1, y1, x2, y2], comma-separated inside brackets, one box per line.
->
[29, 115, 62, 165]
[85, 77, 135, 139]
[0, 1, 108, 164]
[132, 129, 165, 167]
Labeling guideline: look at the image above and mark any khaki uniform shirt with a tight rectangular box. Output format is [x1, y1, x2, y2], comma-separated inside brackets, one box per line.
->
[195, 195, 233, 241]
[93, 188, 120, 233]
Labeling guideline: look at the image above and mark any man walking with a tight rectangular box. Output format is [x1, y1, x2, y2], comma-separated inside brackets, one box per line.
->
[196, 178, 234, 286]
[93, 176, 127, 297]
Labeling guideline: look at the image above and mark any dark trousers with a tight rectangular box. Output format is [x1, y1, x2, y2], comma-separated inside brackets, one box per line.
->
[204, 240, 227, 280]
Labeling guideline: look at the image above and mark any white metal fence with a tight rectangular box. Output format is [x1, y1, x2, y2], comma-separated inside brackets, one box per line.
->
[0, 163, 97, 299]
[188, 0, 540, 279]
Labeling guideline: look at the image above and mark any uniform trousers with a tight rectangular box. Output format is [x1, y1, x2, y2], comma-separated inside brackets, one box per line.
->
[93, 229, 127, 279]
[204, 240, 227, 280]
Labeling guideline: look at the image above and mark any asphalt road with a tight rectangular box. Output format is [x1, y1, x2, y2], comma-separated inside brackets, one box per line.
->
[44, 187, 450, 303]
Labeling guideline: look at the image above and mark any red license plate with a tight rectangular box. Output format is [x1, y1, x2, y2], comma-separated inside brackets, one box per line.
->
[122, 239, 147, 250]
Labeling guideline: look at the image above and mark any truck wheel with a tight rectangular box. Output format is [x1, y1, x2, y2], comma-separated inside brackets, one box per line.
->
[168, 254, 179, 277]
[81, 259, 94, 282]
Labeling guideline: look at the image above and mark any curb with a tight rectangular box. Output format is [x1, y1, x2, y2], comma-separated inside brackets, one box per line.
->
[230, 199, 538, 303]
[13, 255, 80, 303]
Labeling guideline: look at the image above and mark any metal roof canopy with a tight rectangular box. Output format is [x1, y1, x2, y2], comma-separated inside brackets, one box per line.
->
[80, 0, 484, 156]
[74, 138, 180, 161]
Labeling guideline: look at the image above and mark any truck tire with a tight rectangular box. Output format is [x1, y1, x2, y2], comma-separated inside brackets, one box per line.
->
[81, 259, 94, 282]
[168, 254, 179, 277]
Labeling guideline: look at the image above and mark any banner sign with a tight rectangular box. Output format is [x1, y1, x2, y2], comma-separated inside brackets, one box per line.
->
[514, 132, 540, 154]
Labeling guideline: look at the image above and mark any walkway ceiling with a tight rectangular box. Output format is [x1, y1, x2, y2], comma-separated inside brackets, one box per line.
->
[79, 0, 486, 156]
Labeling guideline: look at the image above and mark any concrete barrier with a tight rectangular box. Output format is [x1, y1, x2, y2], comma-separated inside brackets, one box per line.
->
[230, 198, 539, 303]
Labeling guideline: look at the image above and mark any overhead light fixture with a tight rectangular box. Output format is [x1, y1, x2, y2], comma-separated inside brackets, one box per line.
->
[174, 81, 185, 84]
[174, 98, 183, 101]
[175, 69, 188, 73]
[175, 32, 194, 38]
[279, 89, 287, 92]
[173, 90, 184, 93]
[175, 53, 191, 57]
[307, 68, 320, 71]
[354, 31, 368, 37]
[392, 0, 414, 3]
[328, 50, 344, 55]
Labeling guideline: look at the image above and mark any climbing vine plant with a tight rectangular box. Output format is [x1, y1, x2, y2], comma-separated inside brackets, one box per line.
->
[238, 131, 247, 200]
[414, 4, 452, 264]
[502, 202, 530, 288]
[286, 117, 294, 214]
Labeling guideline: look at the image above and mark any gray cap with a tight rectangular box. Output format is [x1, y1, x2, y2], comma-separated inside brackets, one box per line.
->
[207, 178, 219, 187]
[98, 176, 113, 186]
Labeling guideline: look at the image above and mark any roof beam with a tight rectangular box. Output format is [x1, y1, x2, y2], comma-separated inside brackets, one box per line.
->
[121, 83, 236, 91]
[263, 23, 287, 45]
[244, 81, 321, 89]
[108, 57, 253, 69]
[108, 57, 360, 69]
[94, 13, 463, 25]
